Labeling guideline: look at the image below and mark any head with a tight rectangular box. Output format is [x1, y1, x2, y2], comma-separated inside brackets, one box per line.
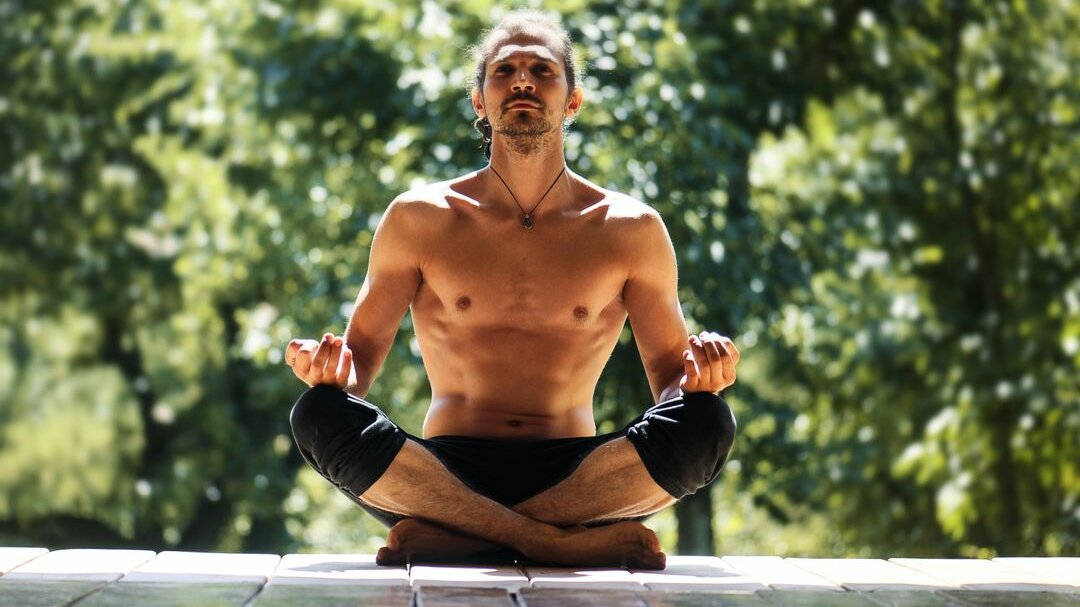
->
[469, 11, 584, 158]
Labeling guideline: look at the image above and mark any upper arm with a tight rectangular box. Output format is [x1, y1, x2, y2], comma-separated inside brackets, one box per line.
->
[623, 209, 689, 402]
[344, 198, 424, 376]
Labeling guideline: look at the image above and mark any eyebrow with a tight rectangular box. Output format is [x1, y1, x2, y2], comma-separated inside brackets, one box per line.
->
[490, 52, 559, 66]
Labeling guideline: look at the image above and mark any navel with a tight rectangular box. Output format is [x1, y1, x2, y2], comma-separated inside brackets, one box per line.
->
[506, 420, 523, 428]
[455, 295, 472, 311]
[573, 305, 589, 320]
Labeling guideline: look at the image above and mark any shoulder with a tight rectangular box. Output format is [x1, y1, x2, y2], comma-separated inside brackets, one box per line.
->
[376, 182, 462, 237]
[384, 172, 485, 220]
[585, 189, 676, 274]
[590, 188, 671, 242]
[385, 184, 449, 219]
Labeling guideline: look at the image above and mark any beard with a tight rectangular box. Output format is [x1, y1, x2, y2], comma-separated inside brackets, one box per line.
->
[491, 107, 560, 156]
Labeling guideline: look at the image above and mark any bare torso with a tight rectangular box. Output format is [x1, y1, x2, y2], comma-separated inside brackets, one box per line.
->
[407, 174, 646, 440]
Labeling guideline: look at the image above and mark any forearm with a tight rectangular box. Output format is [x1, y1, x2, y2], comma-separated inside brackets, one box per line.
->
[657, 374, 684, 402]
[344, 361, 375, 399]
[342, 335, 388, 398]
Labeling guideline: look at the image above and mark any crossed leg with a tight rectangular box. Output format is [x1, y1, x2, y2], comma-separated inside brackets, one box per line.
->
[360, 436, 675, 568]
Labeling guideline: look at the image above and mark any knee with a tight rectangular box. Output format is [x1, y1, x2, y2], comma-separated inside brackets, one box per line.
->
[686, 391, 737, 456]
[630, 391, 737, 498]
[289, 384, 372, 451]
[680, 391, 737, 471]
[288, 385, 404, 495]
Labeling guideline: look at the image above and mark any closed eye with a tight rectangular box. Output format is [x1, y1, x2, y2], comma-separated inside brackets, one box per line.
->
[491, 62, 557, 76]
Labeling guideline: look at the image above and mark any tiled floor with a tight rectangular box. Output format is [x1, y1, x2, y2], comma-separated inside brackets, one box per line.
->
[0, 548, 1076, 606]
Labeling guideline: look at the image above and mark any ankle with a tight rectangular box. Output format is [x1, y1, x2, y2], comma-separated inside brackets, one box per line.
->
[518, 525, 569, 561]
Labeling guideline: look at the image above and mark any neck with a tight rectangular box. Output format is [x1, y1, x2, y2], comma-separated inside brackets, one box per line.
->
[486, 135, 569, 218]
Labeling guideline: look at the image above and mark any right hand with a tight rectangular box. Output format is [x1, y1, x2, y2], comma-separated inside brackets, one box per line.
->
[285, 333, 353, 389]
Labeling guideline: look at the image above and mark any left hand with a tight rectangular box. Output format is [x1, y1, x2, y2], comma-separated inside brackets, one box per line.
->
[680, 331, 740, 394]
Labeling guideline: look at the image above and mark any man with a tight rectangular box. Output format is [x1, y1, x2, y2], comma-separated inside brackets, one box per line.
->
[285, 11, 739, 570]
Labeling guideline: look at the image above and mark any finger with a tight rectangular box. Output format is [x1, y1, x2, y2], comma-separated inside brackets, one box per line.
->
[689, 335, 712, 388]
[715, 333, 741, 365]
[285, 340, 302, 366]
[310, 334, 333, 372]
[335, 347, 353, 387]
[293, 343, 317, 377]
[702, 334, 723, 375]
[713, 334, 738, 385]
[321, 337, 343, 382]
[287, 339, 318, 366]
[708, 333, 738, 384]
[706, 340, 729, 391]
[704, 332, 730, 375]
[681, 349, 699, 392]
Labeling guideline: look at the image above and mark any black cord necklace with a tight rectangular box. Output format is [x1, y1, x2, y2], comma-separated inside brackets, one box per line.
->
[488, 164, 566, 230]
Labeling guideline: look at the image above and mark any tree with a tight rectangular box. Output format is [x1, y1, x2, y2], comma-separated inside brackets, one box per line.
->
[3, 0, 1076, 558]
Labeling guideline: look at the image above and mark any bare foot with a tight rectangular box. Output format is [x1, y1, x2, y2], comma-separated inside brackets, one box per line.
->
[375, 518, 503, 566]
[528, 521, 666, 570]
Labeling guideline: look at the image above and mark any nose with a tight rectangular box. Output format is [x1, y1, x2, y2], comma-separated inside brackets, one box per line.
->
[511, 71, 535, 92]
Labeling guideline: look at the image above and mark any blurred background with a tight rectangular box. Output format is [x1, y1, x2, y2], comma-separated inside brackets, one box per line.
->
[1, 0, 1078, 559]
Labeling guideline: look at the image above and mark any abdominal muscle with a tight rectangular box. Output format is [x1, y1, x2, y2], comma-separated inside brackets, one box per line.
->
[423, 396, 598, 439]
[415, 324, 622, 439]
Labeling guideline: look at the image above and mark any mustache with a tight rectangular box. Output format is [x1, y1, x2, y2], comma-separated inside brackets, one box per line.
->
[502, 93, 544, 109]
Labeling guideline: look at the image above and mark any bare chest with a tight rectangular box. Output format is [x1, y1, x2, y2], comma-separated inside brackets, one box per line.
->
[414, 223, 629, 329]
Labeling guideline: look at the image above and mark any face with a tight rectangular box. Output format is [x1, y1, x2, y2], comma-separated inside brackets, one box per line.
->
[473, 34, 583, 150]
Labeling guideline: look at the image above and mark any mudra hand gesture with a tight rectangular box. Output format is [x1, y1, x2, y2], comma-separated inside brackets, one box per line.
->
[285, 333, 353, 388]
[680, 331, 740, 394]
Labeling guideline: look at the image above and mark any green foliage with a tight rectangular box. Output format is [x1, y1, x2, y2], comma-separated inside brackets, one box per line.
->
[1, 0, 1076, 557]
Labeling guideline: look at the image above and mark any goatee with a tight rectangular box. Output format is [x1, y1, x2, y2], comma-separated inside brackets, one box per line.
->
[493, 112, 557, 156]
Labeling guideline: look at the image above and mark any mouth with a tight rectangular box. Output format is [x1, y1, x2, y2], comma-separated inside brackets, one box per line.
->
[505, 98, 542, 110]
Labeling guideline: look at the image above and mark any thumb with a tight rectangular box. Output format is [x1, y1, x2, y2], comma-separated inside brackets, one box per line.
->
[285, 339, 303, 365]
[681, 349, 699, 391]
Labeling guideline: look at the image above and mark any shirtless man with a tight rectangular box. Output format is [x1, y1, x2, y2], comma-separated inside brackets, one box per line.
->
[285, 11, 739, 570]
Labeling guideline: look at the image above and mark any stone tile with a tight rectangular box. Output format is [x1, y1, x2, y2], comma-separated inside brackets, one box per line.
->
[631, 556, 768, 593]
[518, 587, 649, 606]
[3, 549, 154, 582]
[941, 590, 1080, 606]
[859, 590, 970, 606]
[122, 550, 279, 583]
[993, 558, 1080, 588]
[410, 563, 528, 589]
[722, 557, 843, 591]
[250, 583, 413, 607]
[75, 581, 262, 606]
[787, 558, 954, 591]
[415, 585, 516, 606]
[0, 580, 104, 607]
[0, 548, 48, 574]
[268, 553, 407, 586]
[756, 589, 881, 606]
[643, 591, 775, 606]
[523, 565, 644, 590]
[891, 558, 1075, 592]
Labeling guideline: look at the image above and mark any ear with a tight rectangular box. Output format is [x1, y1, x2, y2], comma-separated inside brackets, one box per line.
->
[472, 88, 486, 119]
[564, 86, 584, 119]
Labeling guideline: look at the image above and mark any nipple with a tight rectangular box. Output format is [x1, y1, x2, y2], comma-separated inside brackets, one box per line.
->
[573, 305, 589, 320]
[456, 296, 472, 311]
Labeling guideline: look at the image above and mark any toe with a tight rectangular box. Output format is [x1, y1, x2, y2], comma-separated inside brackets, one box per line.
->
[628, 547, 665, 570]
[386, 520, 414, 552]
[642, 529, 661, 552]
[375, 546, 391, 565]
[375, 546, 405, 567]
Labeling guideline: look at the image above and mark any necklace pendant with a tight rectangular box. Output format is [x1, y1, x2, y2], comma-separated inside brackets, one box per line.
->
[522, 215, 533, 229]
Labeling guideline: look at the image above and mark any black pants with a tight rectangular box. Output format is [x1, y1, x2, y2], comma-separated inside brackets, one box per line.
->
[290, 384, 736, 528]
